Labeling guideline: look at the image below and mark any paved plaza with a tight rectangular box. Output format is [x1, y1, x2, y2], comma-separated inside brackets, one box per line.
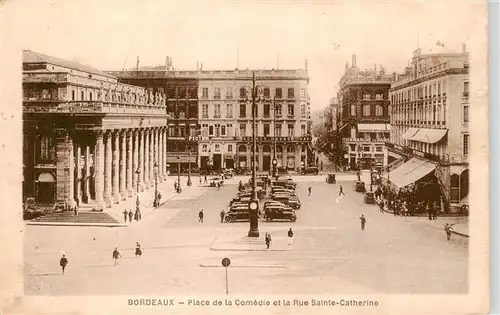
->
[24, 175, 468, 295]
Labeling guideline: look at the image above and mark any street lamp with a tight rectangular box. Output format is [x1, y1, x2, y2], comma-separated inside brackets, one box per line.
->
[248, 72, 260, 238]
[177, 155, 181, 193]
[187, 151, 192, 186]
[272, 96, 278, 180]
[153, 161, 159, 207]
[135, 168, 141, 213]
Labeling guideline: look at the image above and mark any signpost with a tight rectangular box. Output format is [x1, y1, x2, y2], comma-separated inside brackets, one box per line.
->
[221, 257, 231, 295]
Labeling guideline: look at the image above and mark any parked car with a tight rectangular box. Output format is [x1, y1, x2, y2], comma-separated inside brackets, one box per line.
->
[225, 207, 250, 222]
[355, 181, 366, 192]
[223, 169, 234, 178]
[364, 191, 376, 204]
[301, 166, 319, 175]
[264, 205, 297, 222]
[326, 173, 336, 184]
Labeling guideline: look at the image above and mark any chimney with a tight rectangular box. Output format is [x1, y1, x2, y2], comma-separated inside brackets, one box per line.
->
[462, 43, 467, 53]
[305, 58, 308, 70]
[352, 54, 357, 67]
[136, 56, 139, 70]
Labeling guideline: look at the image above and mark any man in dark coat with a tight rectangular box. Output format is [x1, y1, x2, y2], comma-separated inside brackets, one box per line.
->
[60, 254, 68, 275]
[287, 228, 294, 246]
[199, 209, 204, 223]
[112, 247, 122, 266]
[220, 210, 225, 223]
[123, 210, 128, 223]
[128, 209, 133, 223]
[359, 214, 366, 231]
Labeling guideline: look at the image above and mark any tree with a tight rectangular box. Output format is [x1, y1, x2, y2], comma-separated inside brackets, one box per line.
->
[314, 123, 347, 171]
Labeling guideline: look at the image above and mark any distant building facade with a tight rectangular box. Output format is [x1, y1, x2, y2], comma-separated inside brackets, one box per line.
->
[23, 51, 169, 210]
[387, 47, 469, 209]
[336, 54, 392, 169]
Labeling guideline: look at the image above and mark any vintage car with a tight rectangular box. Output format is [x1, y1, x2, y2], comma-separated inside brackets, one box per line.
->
[301, 166, 319, 175]
[230, 195, 251, 206]
[355, 181, 366, 192]
[364, 191, 376, 204]
[225, 207, 250, 222]
[326, 173, 336, 184]
[223, 169, 234, 178]
[263, 200, 287, 210]
[271, 194, 300, 210]
[264, 205, 297, 222]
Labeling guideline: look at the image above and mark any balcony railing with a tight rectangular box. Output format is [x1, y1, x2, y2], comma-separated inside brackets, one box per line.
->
[23, 100, 167, 115]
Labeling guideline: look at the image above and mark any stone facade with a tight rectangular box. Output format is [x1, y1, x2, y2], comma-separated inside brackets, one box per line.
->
[22, 50, 169, 210]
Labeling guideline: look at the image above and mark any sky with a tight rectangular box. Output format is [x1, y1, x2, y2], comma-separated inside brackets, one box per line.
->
[1, 0, 486, 110]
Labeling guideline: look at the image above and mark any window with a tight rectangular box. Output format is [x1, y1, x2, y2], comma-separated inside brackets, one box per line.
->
[72, 90, 75, 101]
[239, 124, 246, 137]
[275, 88, 282, 99]
[463, 82, 469, 96]
[288, 124, 294, 137]
[263, 88, 270, 98]
[288, 103, 294, 116]
[363, 105, 370, 116]
[254, 103, 258, 117]
[239, 103, 246, 117]
[202, 88, 208, 99]
[226, 104, 233, 118]
[276, 104, 282, 116]
[221, 125, 226, 136]
[276, 124, 282, 136]
[89, 92, 93, 101]
[201, 124, 208, 137]
[179, 125, 186, 137]
[168, 126, 175, 137]
[264, 103, 270, 117]
[438, 82, 441, 95]
[214, 87, 221, 99]
[376, 146, 383, 152]
[215, 144, 220, 152]
[215, 124, 220, 137]
[214, 104, 221, 118]
[226, 87, 233, 99]
[463, 106, 469, 122]
[81, 91, 85, 101]
[349, 144, 356, 151]
[301, 104, 306, 117]
[350, 105, 356, 116]
[301, 125, 306, 136]
[463, 134, 469, 156]
[376, 105, 383, 116]
[288, 88, 294, 98]
[363, 146, 370, 152]
[228, 144, 233, 152]
[202, 144, 208, 152]
[39, 135, 54, 161]
[376, 94, 383, 100]
[301, 88, 306, 98]
[202, 104, 209, 118]
[264, 124, 270, 136]
[209, 125, 214, 136]
[240, 87, 246, 99]
[227, 123, 233, 136]
[363, 94, 370, 100]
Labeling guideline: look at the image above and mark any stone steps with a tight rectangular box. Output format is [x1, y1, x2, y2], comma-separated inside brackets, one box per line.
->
[29, 211, 120, 224]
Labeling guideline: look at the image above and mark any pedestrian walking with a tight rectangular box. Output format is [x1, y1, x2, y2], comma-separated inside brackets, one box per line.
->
[59, 254, 68, 275]
[444, 223, 454, 241]
[199, 176, 202, 185]
[379, 200, 385, 213]
[339, 185, 345, 197]
[265, 232, 272, 249]
[74, 206, 78, 217]
[359, 214, 366, 231]
[204, 175, 208, 184]
[136, 208, 142, 221]
[198, 209, 204, 223]
[128, 209, 133, 223]
[123, 210, 128, 223]
[220, 210, 225, 223]
[112, 247, 122, 266]
[308, 186, 312, 196]
[135, 242, 142, 258]
[287, 228, 294, 246]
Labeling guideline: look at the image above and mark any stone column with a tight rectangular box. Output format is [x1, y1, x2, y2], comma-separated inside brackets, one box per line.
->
[126, 130, 133, 197]
[55, 129, 75, 205]
[74, 142, 82, 206]
[149, 128, 155, 184]
[119, 130, 127, 200]
[162, 128, 167, 177]
[132, 129, 139, 193]
[112, 131, 120, 203]
[93, 131, 105, 211]
[138, 129, 145, 191]
[258, 146, 263, 171]
[160, 128, 166, 180]
[144, 129, 150, 188]
[103, 131, 113, 207]
[83, 144, 91, 203]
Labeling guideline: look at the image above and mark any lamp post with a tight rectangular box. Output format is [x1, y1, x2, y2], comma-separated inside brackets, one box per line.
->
[187, 151, 192, 186]
[153, 161, 159, 207]
[272, 96, 278, 180]
[248, 72, 260, 238]
[135, 168, 141, 213]
[177, 155, 181, 193]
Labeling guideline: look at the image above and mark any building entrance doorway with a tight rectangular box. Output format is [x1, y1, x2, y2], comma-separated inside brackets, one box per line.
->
[263, 156, 271, 171]
[36, 172, 55, 204]
[213, 154, 222, 171]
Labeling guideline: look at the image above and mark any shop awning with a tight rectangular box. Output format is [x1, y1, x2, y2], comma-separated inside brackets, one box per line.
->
[387, 158, 436, 188]
[409, 128, 447, 144]
[358, 123, 391, 132]
[402, 128, 419, 140]
[166, 156, 197, 163]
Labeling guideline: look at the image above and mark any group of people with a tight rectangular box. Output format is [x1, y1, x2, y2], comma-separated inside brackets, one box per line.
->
[264, 228, 294, 249]
[59, 242, 143, 274]
[374, 185, 440, 219]
[123, 208, 142, 223]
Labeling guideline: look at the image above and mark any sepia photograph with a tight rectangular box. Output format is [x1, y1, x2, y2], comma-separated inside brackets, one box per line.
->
[0, 1, 490, 314]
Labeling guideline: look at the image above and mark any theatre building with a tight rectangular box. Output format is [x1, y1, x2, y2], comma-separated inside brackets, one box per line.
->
[23, 50, 169, 211]
[386, 47, 469, 211]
